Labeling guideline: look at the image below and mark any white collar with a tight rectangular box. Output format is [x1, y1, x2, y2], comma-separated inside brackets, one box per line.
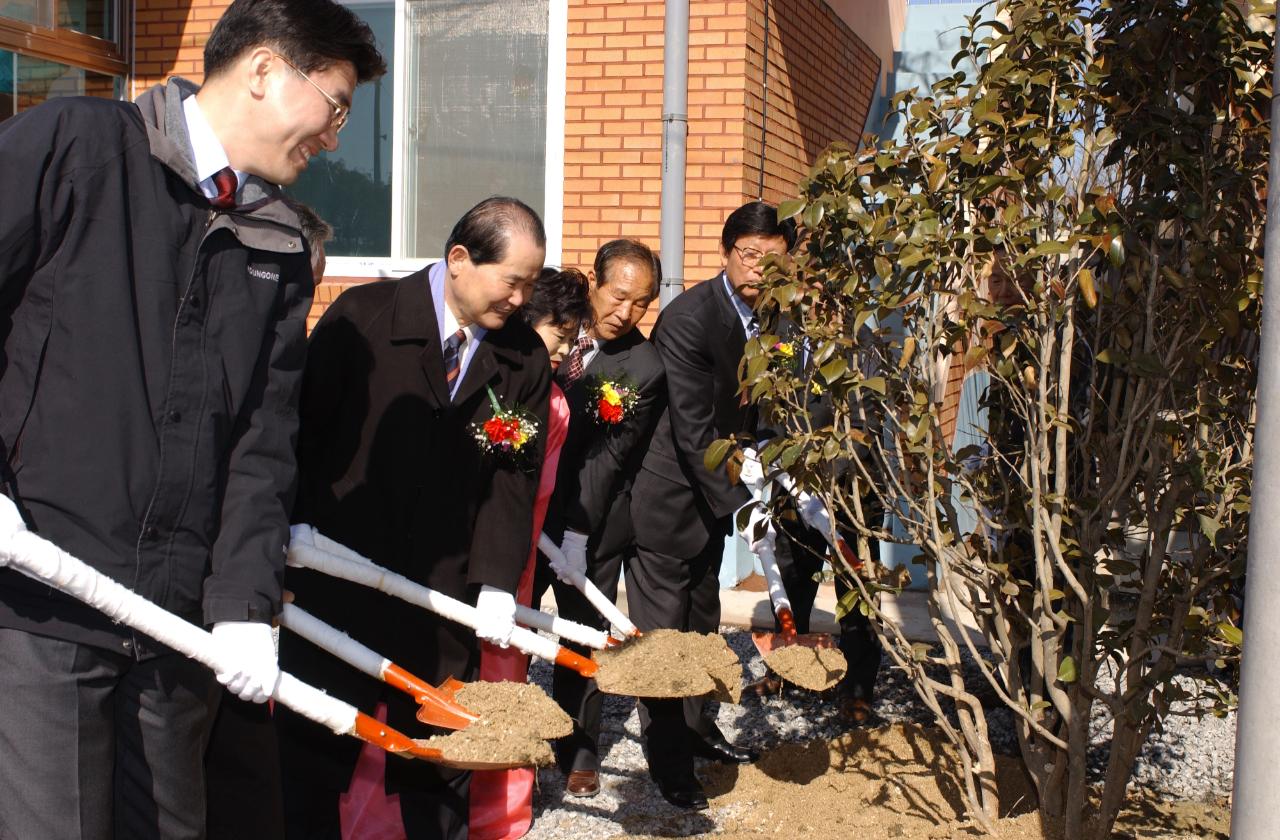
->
[182, 95, 246, 189]
[441, 299, 482, 349]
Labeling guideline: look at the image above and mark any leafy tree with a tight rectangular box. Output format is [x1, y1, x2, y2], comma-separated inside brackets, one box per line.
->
[715, 1, 1271, 834]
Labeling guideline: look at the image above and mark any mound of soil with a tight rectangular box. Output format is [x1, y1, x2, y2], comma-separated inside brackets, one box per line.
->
[454, 680, 572, 740]
[699, 723, 1229, 840]
[594, 629, 742, 699]
[414, 726, 554, 768]
[763, 644, 848, 692]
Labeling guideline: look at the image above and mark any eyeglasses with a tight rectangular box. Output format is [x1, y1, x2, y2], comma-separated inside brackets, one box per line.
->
[733, 245, 770, 267]
[276, 54, 350, 133]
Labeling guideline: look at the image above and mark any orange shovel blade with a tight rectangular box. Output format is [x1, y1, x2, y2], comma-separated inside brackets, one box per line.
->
[751, 630, 836, 657]
[381, 663, 478, 730]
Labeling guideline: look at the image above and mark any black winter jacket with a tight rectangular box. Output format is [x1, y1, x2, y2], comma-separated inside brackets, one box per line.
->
[0, 79, 314, 656]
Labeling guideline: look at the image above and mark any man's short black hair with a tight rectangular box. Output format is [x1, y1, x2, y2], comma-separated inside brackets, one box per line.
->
[523, 268, 592, 331]
[445, 196, 547, 266]
[204, 0, 387, 83]
[720, 201, 797, 253]
[593, 239, 661, 301]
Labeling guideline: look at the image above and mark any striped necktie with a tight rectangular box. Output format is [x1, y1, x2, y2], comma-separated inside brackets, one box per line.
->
[559, 334, 594, 387]
[443, 329, 466, 394]
[210, 166, 237, 210]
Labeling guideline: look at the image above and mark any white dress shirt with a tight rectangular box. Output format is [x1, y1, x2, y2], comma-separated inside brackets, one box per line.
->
[722, 273, 759, 339]
[182, 95, 246, 201]
[429, 260, 486, 399]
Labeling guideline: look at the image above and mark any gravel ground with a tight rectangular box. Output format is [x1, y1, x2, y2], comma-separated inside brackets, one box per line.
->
[522, 629, 1236, 838]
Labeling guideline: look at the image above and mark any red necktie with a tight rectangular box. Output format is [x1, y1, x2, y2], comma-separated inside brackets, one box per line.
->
[559, 334, 595, 387]
[443, 329, 466, 392]
[210, 166, 237, 210]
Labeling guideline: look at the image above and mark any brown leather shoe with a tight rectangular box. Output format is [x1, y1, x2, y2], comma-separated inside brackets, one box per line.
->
[566, 769, 600, 798]
[747, 674, 783, 696]
[840, 697, 873, 726]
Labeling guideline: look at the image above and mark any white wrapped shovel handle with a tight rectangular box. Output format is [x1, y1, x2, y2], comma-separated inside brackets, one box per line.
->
[287, 526, 601, 676]
[0, 498, 410, 752]
[537, 533, 639, 638]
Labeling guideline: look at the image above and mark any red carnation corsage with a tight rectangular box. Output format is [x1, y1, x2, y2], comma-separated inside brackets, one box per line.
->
[586, 375, 640, 426]
[471, 386, 540, 469]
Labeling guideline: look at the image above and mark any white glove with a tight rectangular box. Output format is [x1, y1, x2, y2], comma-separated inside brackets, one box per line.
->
[551, 530, 589, 585]
[474, 585, 517, 648]
[739, 447, 766, 495]
[212, 621, 280, 704]
[794, 489, 834, 536]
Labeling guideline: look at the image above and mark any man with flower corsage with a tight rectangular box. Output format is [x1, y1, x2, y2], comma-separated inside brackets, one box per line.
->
[276, 197, 551, 839]
[532, 239, 667, 800]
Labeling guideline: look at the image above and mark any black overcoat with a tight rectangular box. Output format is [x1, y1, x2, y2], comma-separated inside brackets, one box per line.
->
[631, 274, 755, 558]
[544, 326, 666, 558]
[277, 267, 550, 790]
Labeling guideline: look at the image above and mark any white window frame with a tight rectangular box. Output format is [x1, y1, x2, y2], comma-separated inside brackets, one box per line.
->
[326, 0, 567, 278]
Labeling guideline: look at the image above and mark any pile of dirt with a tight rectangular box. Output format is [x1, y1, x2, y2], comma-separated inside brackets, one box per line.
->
[454, 680, 572, 740]
[699, 723, 1229, 840]
[763, 644, 848, 692]
[594, 629, 743, 700]
[414, 726, 554, 768]
[408, 680, 569, 769]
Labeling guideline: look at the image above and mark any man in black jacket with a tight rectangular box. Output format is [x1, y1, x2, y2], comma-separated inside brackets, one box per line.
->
[276, 197, 551, 839]
[0, 2, 384, 837]
[629, 202, 796, 809]
[536, 239, 666, 798]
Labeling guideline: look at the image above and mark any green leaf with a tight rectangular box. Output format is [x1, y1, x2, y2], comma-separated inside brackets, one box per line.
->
[1034, 240, 1071, 256]
[860, 376, 888, 395]
[777, 198, 805, 220]
[820, 358, 848, 384]
[1057, 656, 1078, 684]
[801, 202, 825, 229]
[835, 587, 860, 620]
[1218, 622, 1243, 647]
[703, 439, 733, 472]
[1108, 237, 1126, 267]
[1198, 514, 1222, 545]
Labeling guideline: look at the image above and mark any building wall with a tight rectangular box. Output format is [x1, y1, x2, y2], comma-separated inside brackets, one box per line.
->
[132, 0, 210, 95]
[127, 0, 883, 330]
[744, 0, 880, 208]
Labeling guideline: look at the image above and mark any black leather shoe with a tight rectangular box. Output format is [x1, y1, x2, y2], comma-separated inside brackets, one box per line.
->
[692, 733, 759, 764]
[655, 777, 709, 810]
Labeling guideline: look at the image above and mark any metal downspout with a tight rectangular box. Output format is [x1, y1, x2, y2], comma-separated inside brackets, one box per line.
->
[659, 0, 690, 308]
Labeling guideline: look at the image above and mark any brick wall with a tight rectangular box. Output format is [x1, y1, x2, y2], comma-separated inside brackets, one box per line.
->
[560, 0, 754, 303]
[132, 0, 209, 95]
[744, 0, 880, 207]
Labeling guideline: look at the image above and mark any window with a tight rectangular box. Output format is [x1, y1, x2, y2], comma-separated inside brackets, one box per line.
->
[289, 0, 567, 274]
[0, 0, 126, 121]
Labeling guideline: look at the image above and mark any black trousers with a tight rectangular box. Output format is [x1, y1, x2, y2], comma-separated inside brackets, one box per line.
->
[276, 690, 472, 840]
[205, 696, 286, 840]
[531, 544, 626, 774]
[624, 536, 728, 785]
[0, 627, 221, 840]
[775, 509, 882, 701]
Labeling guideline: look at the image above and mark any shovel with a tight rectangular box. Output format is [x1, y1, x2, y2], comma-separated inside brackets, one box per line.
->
[537, 532, 639, 642]
[0, 499, 520, 771]
[287, 526, 600, 679]
[748, 525, 838, 658]
[279, 603, 478, 730]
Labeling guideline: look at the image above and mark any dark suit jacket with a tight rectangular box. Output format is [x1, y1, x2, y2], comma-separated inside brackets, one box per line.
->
[544, 327, 666, 559]
[278, 267, 550, 788]
[631, 274, 755, 558]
